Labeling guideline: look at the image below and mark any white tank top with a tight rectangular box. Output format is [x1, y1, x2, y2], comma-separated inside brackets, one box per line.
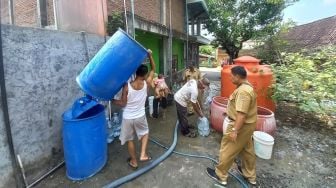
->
[123, 81, 147, 119]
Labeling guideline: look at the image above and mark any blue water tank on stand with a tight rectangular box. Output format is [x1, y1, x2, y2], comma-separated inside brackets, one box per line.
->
[62, 97, 107, 180]
[76, 28, 148, 100]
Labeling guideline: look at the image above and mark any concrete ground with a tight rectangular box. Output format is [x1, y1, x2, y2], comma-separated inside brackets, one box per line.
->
[35, 69, 246, 188]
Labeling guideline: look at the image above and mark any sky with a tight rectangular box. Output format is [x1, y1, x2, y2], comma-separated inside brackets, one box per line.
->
[283, 0, 336, 25]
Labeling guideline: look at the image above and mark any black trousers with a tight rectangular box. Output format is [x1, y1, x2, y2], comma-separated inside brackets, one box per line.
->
[153, 97, 167, 118]
[175, 101, 190, 135]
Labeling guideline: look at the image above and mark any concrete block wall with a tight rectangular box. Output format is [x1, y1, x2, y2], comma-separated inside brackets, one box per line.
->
[0, 24, 105, 187]
[0, 106, 15, 188]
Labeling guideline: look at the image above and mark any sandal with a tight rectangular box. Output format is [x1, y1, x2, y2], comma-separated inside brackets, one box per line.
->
[139, 155, 152, 162]
[127, 158, 138, 170]
[184, 131, 197, 138]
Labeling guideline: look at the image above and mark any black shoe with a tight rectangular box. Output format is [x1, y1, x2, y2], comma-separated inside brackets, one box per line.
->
[237, 165, 257, 186]
[205, 167, 227, 186]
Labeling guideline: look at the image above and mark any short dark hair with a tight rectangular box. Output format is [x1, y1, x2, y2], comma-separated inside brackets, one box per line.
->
[231, 66, 247, 79]
[136, 64, 148, 77]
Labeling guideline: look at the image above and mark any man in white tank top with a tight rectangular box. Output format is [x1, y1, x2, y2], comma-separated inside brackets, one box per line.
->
[174, 78, 210, 138]
[113, 49, 155, 169]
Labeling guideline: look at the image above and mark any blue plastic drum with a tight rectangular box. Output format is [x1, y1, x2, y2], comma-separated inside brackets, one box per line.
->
[62, 103, 107, 180]
[76, 28, 148, 100]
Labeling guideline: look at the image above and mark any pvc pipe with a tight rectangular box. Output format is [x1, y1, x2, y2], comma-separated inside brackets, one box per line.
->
[26, 161, 65, 188]
[0, 21, 25, 188]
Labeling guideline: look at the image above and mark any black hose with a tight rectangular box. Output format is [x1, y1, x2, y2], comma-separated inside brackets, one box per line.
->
[102, 121, 179, 188]
[0, 22, 25, 187]
[149, 138, 249, 188]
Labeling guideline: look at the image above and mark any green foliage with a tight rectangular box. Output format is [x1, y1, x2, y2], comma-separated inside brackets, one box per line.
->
[273, 46, 336, 115]
[205, 0, 297, 61]
[107, 13, 125, 36]
[256, 20, 296, 64]
[199, 45, 215, 55]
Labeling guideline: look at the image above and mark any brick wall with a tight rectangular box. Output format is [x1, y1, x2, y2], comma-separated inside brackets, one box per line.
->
[14, 0, 38, 27]
[0, 0, 54, 27]
[47, 0, 54, 26]
[107, 0, 186, 33]
[1, 0, 10, 24]
[107, 0, 161, 24]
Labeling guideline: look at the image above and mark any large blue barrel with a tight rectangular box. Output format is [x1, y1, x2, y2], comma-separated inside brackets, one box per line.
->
[62, 103, 107, 180]
[76, 28, 148, 100]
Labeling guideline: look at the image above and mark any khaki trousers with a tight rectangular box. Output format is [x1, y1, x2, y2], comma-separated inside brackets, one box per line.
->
[215, 122, 256, 182]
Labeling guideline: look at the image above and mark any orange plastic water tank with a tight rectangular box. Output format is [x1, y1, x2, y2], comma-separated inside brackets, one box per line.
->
[221, 56, 275, 112]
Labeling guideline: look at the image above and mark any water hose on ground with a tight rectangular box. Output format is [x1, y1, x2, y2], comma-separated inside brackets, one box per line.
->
[149, 138, 249, 188]
[103, 119, 248, 188]
[103, 121, 179, 188]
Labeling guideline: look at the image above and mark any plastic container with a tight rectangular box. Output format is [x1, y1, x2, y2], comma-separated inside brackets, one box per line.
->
[62, 103, 107, 180]
[106, 118, 114, 143]
[197, 117, 210, 136]
[148, 96, 154, 116]
[253, 131, 274, 159]
[76, 28, 148, 100]
[71, 96, 99, 119]
[222, 106, 276, 136]
[221, 56, 275, 111]
[210, 96, 228, 132]
[256, 106, 276, 136]
[112, 112, 121, 137]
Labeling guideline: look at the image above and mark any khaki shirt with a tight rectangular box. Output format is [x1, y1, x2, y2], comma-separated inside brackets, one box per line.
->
[184, 68, 201, 81]
[227, 82, 257, 124]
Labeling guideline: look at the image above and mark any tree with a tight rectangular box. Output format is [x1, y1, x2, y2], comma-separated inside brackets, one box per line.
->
[205, 0, 297, 61]
[199, 45, 215, 55]
[256, 20, 296, 64]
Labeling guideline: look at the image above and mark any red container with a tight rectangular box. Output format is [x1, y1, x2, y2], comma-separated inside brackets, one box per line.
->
[210, 96, 228, 132]
[221, 56, 275, 112]
[222, 106, 276, 136]
[256, 106, 276, 136]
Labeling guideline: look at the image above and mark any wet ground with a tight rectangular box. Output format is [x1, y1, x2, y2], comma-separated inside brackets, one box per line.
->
[35, 68, 336, 188]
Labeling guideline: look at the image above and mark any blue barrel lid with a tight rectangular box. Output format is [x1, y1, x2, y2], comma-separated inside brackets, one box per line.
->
[71, 95, 100, 119]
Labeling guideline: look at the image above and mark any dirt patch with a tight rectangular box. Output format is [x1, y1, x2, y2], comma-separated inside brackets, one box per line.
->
[255, 102, 336, 187]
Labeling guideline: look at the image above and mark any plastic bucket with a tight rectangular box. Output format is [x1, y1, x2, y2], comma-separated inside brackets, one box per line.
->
[62, 104, 107, 180]
[77, 28, 147, 100]
[253, 131, 274, 159]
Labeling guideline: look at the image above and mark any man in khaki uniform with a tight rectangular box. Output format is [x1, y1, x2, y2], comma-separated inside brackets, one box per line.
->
[183, 65, 202, 114]
[206, 66, 257, 186]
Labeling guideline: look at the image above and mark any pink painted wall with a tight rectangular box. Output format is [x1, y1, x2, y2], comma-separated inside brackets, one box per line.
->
[55, 0, 107, 36]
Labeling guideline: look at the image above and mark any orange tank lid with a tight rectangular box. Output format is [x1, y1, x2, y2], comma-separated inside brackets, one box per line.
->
[234, 56, 260, 66]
